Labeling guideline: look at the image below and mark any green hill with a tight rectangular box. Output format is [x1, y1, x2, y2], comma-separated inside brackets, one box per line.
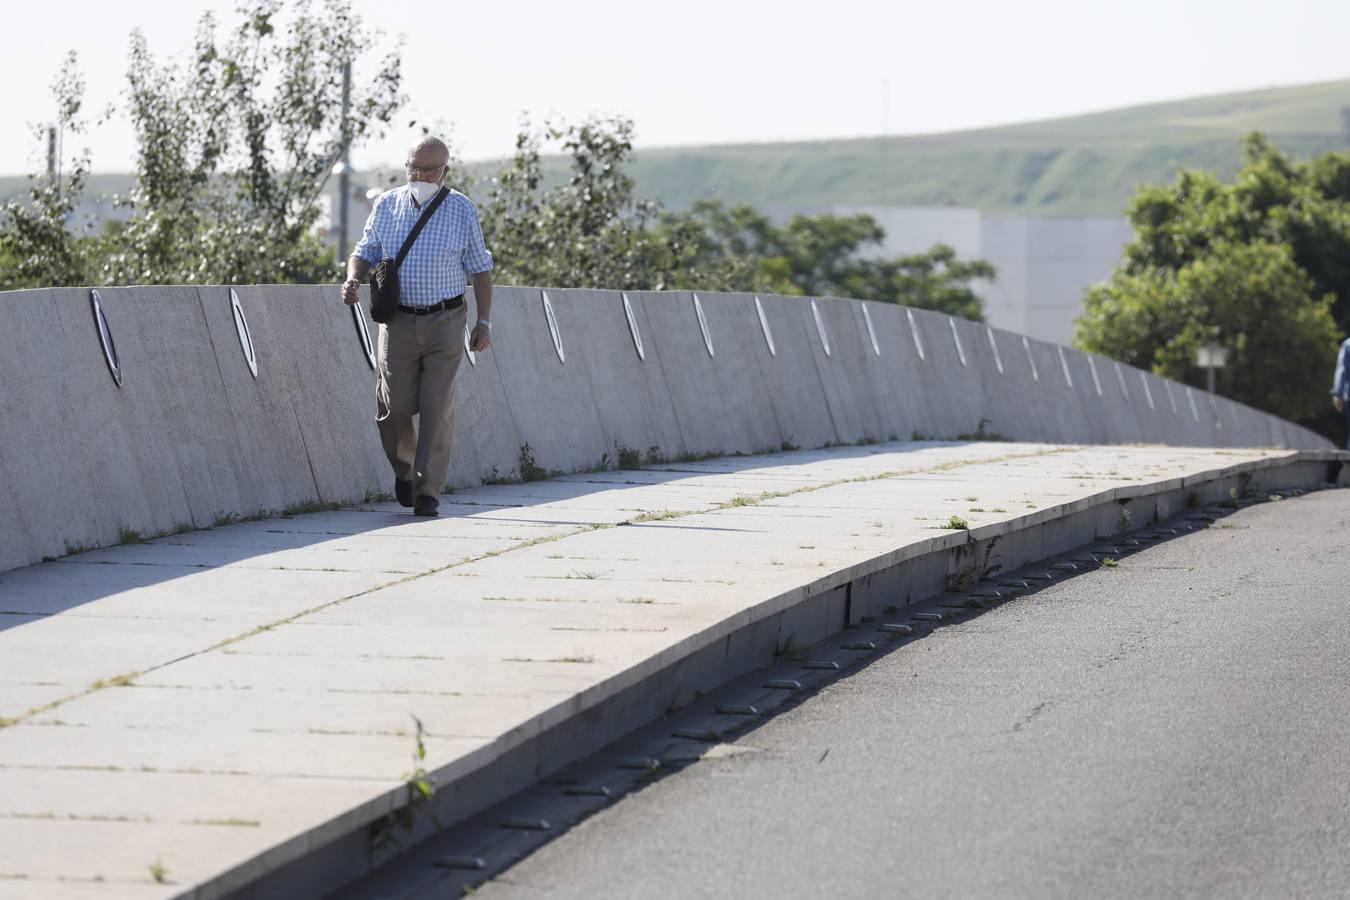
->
[610, 79, 1350, 216]
[5, 79, 1348, 219]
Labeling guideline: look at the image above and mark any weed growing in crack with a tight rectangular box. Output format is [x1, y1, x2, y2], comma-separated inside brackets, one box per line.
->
[370, 714, 439, 854]
[774, 634, 803, 661]
[616, 445, 643, 470]
[583, 453, 612, 474]
[955, 418, 1010, 442]
[673, 449, 724, 464]
[520, 444, 563, 482]
[946, 535, 1003, 592]
[281, 500, 344, 518]
[482, 465, 519, 485]
[627, 510, 688, 524]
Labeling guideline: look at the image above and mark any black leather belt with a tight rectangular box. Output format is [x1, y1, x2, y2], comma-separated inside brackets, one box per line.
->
[398, 295, 464, 316]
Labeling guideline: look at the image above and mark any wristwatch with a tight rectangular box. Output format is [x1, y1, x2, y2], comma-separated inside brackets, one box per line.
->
[477, 318, 492, 331]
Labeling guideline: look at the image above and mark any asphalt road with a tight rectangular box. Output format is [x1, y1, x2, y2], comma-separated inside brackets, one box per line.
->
[471, 489, 1350, 900]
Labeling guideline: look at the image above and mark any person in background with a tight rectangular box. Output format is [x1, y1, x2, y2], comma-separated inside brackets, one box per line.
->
[1329, 336, 1350, 482]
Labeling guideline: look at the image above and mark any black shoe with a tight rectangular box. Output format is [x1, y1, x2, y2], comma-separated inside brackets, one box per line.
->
[413, 495, 439, 517]
[395, 479, 413, 508]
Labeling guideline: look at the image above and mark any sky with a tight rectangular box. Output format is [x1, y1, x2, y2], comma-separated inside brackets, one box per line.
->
[3, 0, 1349, 176]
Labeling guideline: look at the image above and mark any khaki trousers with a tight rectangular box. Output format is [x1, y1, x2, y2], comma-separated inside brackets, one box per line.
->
[376, 305, 466, 500]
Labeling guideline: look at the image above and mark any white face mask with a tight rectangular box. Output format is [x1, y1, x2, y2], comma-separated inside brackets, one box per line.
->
[408, 180, 440, 205]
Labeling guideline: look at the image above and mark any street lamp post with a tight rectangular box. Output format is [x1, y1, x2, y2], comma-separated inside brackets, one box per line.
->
[1195, 343, 1229, 394]
[333, 60, 352, 265]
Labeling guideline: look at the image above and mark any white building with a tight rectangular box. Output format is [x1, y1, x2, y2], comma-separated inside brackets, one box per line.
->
[836, 206, 1134, 346]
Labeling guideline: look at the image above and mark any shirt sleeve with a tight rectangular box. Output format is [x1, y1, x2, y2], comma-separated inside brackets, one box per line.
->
[1333, 342, 1349, 397]
[458, 196, 494, 275]
[352, 200, 384, 265]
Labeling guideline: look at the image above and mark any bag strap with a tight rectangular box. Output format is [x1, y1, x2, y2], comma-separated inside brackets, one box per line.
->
[393, 186, 450, 270]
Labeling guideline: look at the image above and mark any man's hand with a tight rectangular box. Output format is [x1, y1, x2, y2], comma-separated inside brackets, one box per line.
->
[1334, 396, 1344, 414]
[343, 257, 370, 305]
[341, 278, 361, 306]
[469, 323, 491, 353]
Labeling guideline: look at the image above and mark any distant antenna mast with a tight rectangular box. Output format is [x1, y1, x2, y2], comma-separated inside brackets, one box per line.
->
[335, 59, 352, 265]
[880, 78, 889, 202]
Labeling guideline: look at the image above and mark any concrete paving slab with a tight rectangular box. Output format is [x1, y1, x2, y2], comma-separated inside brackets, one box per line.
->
[0, 567, 392, 623]
[0, 615, 247, 687]
[0, 441, 1340, 899]
[126, 647, 642, 700]
[0, 816, 285, 891]
[0, 720, 481, 781]
[0, 683, 74, 721]
[0, 880, 171, 900]
[53, 542, 499, 576]
[24, 686, 560, 743]
[0, 768, 395, 835]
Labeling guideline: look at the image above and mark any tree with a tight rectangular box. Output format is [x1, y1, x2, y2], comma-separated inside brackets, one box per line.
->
[475, 119, 993, 316]
[0, 53, 93, 289]
[480, 117, 653, 290]
[0, 0, 405, 290]
[834, 244, 993, 321]
[1077, 241, 1338, 423]
[651, 200, 992, 319]
[97, 0, 403, 285]
[1076, 133, 1349, 428]
[5, 58, 994, 318]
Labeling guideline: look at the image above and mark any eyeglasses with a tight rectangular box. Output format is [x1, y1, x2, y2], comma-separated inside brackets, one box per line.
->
[405, 162, 446, 176]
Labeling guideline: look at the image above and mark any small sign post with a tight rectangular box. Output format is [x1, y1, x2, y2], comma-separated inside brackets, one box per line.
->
[1195, 343, 1229, 394]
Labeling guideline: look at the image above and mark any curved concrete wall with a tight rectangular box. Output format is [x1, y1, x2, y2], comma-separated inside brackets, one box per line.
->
[0, 285, 1329, 573]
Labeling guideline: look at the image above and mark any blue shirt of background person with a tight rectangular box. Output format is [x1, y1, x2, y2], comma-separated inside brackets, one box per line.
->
[1332, 337, 1350, 449]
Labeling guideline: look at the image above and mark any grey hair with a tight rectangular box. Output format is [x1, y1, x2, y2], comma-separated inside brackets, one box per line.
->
[407, 135, 450, 163]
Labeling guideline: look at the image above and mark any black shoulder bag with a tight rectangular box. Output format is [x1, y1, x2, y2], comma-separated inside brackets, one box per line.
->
[369, 186, 450, 323]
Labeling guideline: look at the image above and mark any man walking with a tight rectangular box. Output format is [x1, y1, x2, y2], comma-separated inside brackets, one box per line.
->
[341, 136, 494, 517]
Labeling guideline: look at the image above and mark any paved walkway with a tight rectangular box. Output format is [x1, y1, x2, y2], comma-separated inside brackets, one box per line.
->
[0, 442, 1316, 898]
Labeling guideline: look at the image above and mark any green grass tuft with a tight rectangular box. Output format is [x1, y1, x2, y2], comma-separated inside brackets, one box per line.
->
[519, 444, 563, 482]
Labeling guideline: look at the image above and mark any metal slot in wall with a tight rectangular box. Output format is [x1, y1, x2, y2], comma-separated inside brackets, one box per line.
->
[692, 294, 714, 358]
[89, 289, 123, 387]
[542, 290, 565, 363]
[754, 296, 776, 357]
[622, 293, 645, 361]
[230, 288, 258, 379]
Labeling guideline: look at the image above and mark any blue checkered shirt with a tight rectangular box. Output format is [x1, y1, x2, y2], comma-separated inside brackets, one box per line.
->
[352, 186, 493, 306]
